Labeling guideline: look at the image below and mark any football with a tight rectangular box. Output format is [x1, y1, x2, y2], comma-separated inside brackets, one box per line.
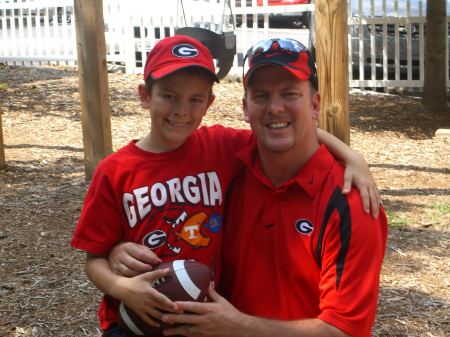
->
[117, 259, 211, 335]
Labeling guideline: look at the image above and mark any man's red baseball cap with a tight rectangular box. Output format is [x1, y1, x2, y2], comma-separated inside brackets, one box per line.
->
[143, 35, 219, 82]
[244, 38, 318, 90]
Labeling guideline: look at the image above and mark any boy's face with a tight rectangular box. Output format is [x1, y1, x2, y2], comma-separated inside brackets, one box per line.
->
[138, 69, 215, 152]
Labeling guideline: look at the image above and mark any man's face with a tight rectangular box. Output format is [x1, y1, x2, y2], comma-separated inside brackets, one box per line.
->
[243, 65, 320, 155]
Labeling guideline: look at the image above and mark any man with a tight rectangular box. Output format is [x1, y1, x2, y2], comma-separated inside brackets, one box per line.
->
[159, 38, 388, 337]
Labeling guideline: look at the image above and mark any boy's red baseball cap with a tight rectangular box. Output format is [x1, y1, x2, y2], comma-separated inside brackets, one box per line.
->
[144, 35, 219, 82]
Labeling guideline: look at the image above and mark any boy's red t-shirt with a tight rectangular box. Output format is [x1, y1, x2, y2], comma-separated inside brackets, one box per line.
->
[71, 125, 252, 330]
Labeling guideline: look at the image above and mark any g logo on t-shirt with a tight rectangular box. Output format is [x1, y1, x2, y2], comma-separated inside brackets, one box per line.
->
[143, 230, 167, 249]
[172, 44, 198, 58]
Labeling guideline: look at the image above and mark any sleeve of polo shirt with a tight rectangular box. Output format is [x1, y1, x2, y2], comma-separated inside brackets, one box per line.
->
[317, 190, 388, 337]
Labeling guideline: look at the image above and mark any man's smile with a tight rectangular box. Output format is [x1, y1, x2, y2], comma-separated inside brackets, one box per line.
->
[267, 121, 291, 130]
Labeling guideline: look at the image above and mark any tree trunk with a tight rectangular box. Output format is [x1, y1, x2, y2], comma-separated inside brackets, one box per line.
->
[315, 0, 350, 145]
[0, 112, 5, 169]
[74, 0, 113, 180]
[423, 0, 448, 118]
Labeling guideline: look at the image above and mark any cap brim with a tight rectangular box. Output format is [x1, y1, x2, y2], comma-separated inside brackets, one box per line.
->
[151, 63, 219, 83]
[244, 61, 311, 87]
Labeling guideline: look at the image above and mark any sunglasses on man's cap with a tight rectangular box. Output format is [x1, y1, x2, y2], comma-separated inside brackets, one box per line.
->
[243, 38, 318, 90]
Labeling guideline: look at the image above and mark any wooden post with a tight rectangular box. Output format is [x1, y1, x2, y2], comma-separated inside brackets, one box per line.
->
[0, 113, 5, 169]
[423, 0, 448, 116]
[315, 0, 350, 144]
[74, 0, 113, 180]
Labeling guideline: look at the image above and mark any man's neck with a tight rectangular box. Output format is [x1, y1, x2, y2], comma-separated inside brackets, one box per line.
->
[258, 141, 320, 187]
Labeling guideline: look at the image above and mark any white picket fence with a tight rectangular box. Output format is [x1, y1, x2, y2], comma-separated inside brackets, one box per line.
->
[349, 0, 449, 89]
[0, 0, 449, 89]
[0, 0, 76, 63]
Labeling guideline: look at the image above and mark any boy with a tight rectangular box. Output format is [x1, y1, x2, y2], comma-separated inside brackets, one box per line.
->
[70, 35, 379, 337]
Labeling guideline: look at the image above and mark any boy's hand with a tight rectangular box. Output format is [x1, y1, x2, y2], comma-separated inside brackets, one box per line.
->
[109, 242, 161, 277]
[117, 268, 182, 327]
[342, 152, 381, 218]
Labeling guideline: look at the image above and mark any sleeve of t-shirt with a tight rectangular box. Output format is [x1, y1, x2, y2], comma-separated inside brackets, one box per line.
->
[223, 126, 253, 152]
[317, 190, 388, 337]
[205, 125, 253, 153]
[70, 162, 124, 256]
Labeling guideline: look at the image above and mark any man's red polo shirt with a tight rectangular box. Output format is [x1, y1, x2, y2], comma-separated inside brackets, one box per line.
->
[220, 144, 388, 337]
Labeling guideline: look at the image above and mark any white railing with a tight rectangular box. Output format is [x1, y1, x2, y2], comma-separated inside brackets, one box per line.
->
[348, 0, 449, 88]
[0, 0, 449, 89]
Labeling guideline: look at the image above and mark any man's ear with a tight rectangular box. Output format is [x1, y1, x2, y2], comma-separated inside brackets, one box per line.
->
[311, 92, 321, 121]
[243, 96, 250, 123]
[138, 83, 151, 108]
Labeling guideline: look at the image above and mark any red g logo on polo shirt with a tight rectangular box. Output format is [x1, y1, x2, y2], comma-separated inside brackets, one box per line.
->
[295, 219, 314, 235]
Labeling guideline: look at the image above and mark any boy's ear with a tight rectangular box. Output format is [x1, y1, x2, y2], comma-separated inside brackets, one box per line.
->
[138, 83, 151, 108]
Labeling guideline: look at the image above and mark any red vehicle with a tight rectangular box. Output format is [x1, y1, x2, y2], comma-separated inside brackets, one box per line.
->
[236, 0, 312, 28]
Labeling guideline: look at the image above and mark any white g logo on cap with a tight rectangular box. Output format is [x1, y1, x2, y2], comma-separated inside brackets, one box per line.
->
[172, 44, 198, 58]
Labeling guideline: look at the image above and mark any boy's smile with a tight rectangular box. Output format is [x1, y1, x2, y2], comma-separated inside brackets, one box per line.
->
[166, 120, 191, 128]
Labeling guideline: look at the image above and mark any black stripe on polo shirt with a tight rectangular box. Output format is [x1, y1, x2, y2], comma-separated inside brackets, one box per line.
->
[315, 186, 351, 289]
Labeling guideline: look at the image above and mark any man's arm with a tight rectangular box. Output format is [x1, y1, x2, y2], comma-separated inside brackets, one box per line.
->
[161, 287, 351, 337]
[317, 128, 380, 218]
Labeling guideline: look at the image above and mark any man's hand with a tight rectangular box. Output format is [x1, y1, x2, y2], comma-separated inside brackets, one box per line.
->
[109, 241, 161, 277]
[161, 286, 245, 337]
[160, 286, 350, 337]
[342, 151, 381, 218]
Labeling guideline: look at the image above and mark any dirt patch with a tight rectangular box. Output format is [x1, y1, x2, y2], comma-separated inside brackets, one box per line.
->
[0, 65, 449, 337]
